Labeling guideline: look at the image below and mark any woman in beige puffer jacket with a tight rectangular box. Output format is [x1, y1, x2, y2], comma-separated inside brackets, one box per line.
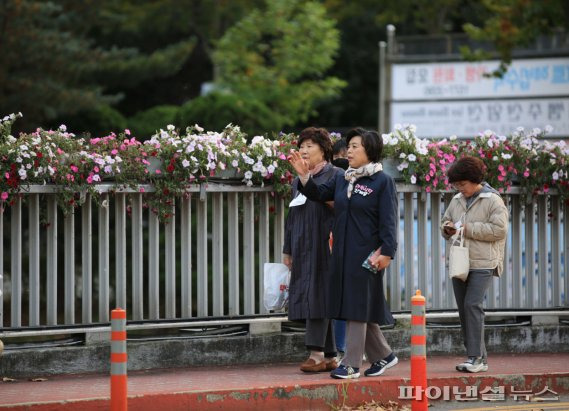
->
[441, 156, 508, 374]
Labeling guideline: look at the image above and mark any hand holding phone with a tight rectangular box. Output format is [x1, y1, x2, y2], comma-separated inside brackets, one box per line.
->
[444, 223, 457, 235]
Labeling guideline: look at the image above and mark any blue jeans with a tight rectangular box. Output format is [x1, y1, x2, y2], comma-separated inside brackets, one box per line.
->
[333, 319, 346, 352]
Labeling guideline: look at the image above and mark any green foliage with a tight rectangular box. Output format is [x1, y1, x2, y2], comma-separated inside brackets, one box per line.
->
[130, 106, 180, 140]
[0, 0, 196, 132]
[0, 1, 114, 130]
[460, 0, 569, 77]
[213, 0, 346, 131]
[176, 92, 275, 137]
[61, 105, 128, 137]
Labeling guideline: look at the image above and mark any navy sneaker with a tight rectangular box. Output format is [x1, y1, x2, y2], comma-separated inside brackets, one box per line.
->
[330, 364, 360, 379]
[364, 353, 399, 377]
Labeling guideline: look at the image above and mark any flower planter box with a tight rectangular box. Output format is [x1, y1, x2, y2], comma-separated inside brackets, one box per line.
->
[382, 158, 403, 180]
[209, 169, 245, 184]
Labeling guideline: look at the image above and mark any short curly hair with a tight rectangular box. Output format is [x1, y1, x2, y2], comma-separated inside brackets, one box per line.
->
[447, 156, 486, 184]
[297, 127, 333, 162]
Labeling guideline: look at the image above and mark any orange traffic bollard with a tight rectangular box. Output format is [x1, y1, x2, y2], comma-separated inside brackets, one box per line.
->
[410, 290, 428, 411]
[111, 308, 127, 411]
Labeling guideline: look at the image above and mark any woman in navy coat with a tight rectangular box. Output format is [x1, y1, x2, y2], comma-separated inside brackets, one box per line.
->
[289, 127, 399, 379]
[283, 127, 342, 373]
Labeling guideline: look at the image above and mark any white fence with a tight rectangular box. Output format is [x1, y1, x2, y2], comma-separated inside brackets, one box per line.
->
[0, 184, 567, 335]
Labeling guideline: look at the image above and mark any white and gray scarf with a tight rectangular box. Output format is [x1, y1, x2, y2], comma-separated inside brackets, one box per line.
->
[344, 162, 383, 198]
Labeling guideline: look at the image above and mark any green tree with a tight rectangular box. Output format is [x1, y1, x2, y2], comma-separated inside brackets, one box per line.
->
[460, 0, 569, 77]
[316, 0, 475, 127]
[213, 0, 346, 132]
[0, 0, 195, 133]
[89, 0, 260, 117]
[176, 92, 276, 136]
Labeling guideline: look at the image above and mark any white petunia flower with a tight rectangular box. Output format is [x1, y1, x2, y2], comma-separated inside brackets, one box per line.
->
[552, 171, 559, 180]
[408, 154, 416, 162]
[410, 175, 417, 184]
[182, 159, 190, 168]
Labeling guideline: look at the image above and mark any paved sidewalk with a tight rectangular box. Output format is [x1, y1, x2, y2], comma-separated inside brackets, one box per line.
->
[0, 352, 568, 410]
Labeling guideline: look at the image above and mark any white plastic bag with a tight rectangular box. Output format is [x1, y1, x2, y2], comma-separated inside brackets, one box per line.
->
[263, 263, 290, 311]
[449, 228, 469, 281]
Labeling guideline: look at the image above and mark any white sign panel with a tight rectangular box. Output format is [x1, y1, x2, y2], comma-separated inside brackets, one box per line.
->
[392, 58, 569, 100]
[391, 98, 569, 138]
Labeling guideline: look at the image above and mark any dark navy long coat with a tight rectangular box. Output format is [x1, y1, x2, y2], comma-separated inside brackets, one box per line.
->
[300, 170, 398, 325]
[283, 163, 340, 321]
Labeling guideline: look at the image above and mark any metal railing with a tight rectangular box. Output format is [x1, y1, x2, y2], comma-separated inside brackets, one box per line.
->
[0, 184, 567, 336]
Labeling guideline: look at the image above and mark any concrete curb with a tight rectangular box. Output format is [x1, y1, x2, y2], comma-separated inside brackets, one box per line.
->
[1, 324, 568, 378]
[1, 371, 568, 410]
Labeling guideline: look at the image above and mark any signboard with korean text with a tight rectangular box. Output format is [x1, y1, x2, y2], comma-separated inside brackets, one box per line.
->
[390, 57, 569, 137]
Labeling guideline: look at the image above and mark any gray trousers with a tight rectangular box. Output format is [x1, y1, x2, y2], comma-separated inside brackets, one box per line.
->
[342, 321, 392, 369]
[305, 318, 337, 357]
[452, 269, 494, 358]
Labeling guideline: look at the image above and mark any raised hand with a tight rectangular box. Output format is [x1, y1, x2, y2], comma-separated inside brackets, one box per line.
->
[288, 150, 309, 177]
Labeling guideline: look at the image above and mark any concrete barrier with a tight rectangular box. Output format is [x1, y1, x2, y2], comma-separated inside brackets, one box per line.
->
[1, 324, 568, 378]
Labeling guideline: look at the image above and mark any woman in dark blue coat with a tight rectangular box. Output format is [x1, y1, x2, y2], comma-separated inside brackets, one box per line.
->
[289, 127, 399, 379]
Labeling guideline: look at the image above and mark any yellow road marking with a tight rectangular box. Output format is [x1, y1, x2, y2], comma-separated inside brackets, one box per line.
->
[450, 401, 569, 411]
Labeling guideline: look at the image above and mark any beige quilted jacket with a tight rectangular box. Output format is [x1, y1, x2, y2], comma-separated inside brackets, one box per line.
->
[441, 188, 509, 277]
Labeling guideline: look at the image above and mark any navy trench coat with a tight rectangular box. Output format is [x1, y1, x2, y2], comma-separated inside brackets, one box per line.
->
[283, 163, 340, 321]
[300, 170, 398, 325]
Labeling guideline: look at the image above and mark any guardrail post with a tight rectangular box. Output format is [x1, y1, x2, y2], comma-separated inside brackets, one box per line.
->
[411, 290, 428, 411]
[111, 308, 127, 411]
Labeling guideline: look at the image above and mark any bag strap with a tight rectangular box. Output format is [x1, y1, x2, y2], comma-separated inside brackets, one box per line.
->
[451, 227, 465, 247]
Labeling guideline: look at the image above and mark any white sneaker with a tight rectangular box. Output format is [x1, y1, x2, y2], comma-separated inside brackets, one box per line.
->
[463, 357, 488, 373]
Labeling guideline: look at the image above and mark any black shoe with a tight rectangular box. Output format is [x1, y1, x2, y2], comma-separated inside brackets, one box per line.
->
[364, 353, 399, 377]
